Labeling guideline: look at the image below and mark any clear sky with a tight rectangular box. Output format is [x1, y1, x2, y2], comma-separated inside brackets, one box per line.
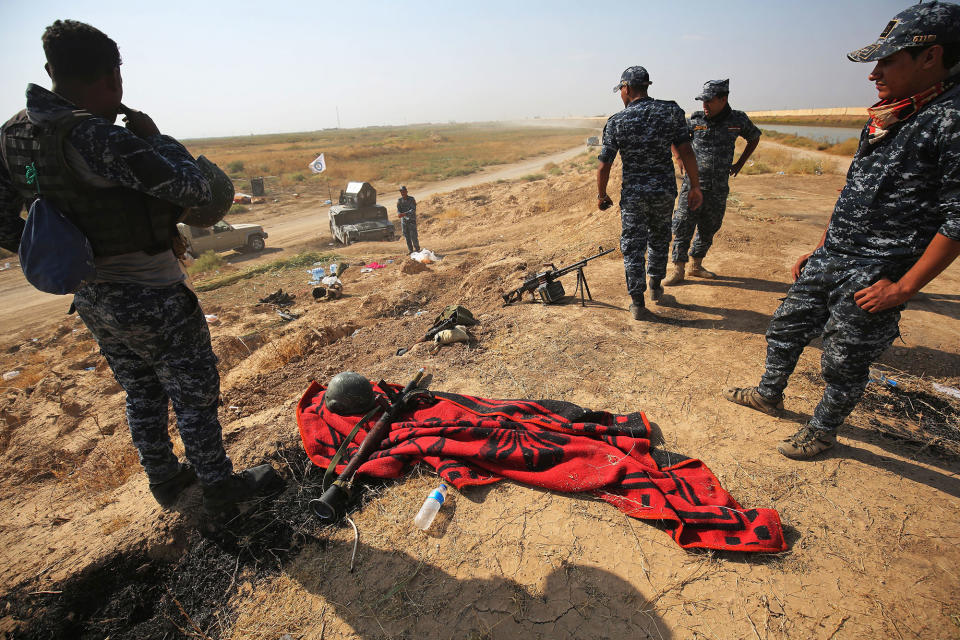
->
[0, 0, 912, 139]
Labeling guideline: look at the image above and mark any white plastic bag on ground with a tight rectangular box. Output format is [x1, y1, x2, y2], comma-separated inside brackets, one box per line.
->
[430, 325, 469, 353]
[410, 249, 441, 264]
[320, 275, 342, 287]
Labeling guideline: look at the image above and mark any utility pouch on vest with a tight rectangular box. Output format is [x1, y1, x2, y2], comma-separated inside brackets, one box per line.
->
[19, 196, 96, 294]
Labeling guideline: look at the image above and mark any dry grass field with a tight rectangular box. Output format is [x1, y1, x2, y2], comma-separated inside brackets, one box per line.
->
[184, 123, 596, 196]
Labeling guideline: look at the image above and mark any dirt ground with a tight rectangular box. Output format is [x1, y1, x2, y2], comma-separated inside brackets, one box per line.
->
[0, 147, 958, 639]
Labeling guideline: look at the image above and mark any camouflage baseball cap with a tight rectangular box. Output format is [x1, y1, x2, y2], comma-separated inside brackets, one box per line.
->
[848, 1, 960, 63]
[696, 79, 730, 101]
[613, 66, 652, 92]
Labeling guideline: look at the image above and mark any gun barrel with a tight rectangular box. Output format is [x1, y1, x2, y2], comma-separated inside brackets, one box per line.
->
[553, 246, 616, 277]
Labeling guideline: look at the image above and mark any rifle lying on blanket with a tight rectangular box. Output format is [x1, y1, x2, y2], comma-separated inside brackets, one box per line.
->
[502, 246, 616, 306]
[311, 368, 432, 523]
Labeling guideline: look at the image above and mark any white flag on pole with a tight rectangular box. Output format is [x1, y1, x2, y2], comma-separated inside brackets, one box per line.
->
[309, 153, 326, 174]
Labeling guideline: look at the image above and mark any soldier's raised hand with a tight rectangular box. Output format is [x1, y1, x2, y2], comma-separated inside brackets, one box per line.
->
[118, 104, 160, 138]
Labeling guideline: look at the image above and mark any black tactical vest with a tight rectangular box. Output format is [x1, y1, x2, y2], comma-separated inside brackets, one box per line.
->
[0, 109, 180, 256]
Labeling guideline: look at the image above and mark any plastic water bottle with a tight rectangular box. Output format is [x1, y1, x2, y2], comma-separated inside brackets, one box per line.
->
[414, 483, 448, 530]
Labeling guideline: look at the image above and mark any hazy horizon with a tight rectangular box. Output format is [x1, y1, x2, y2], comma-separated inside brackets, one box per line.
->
[1, 0, 911, 139]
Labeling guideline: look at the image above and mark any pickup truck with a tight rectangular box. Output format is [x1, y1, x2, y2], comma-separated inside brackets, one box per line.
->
[177, 221, 268, 257]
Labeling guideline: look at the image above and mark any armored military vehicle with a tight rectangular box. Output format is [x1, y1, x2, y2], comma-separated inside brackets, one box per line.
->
[328, 182, 396, 245]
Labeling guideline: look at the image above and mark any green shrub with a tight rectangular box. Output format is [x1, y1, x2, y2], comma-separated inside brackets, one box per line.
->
[230, 204, 249, 214]
[291, 172, 306, 182]
[227, 160, 245, 174]
[521, 173, 546, 181]
[187, 250, 225, 275]
[786, 158, 822, 175]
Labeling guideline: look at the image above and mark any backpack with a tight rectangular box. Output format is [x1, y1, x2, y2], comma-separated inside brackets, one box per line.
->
[18, 190, 96, 294]
[1, 114, 97, 294]
[432, 304, 478, 328]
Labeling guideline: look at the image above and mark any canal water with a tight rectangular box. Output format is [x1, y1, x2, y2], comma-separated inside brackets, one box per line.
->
[759, 124, 863, 144]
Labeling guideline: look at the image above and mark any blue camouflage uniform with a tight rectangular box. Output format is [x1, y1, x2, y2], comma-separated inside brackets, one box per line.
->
[397, 192, 419, 252]
[0, 85, 235, 487]
[756, 78, 960, 434]
[672, 97, 761, 263]
[599, 96, 689, 297]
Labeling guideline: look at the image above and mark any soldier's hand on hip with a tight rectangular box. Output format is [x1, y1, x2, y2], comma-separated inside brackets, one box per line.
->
[119, 104, 160, 138]
[687, 187, 703, 211]
[854, 278, 910, 313]
[791, 252, 812, 281]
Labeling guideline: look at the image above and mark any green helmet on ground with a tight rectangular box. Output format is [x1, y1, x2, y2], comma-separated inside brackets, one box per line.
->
[324, 371, 375, 415]
[180, 156, 235, 227]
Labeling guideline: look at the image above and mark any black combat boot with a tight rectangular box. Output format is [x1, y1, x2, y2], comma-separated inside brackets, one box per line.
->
[202, 464, 283, 522]
[648, 277, 664, 304]
[149, 462, 197, 508]
[629, 295, 649, 321]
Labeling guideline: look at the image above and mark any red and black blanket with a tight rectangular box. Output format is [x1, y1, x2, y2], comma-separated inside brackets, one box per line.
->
[296, 381, 787, 553]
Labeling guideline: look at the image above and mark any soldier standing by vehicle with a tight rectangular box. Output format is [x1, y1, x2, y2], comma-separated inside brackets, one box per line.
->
[665, 79, 762, 284]
[724, 1, 960, 459]
[0, 20, 278, 519]
[397, 185, 420, 253]
[597, 66, 703, 320]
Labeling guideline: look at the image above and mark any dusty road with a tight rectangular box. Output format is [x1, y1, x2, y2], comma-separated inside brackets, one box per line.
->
[0, 145, 590, 338]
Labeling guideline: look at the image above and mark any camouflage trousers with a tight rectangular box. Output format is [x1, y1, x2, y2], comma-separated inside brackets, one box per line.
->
[671, 184, 729, 262]
[401, 216, 420, 253]
[620, 194, 675, 297]
[73, 282, 234, 485]
[757, 250, 903, 433]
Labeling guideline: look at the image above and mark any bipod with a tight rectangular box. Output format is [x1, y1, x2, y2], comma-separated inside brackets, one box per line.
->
[572, 267, 594, 307]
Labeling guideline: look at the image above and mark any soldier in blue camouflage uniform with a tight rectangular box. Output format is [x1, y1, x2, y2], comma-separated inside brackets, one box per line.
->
[725, 2, 960, 459]
[665, 79, 762, 285]
[597, 66, 703, 320]
[397, 185, 420, 253]
[0, 20, 277, 516]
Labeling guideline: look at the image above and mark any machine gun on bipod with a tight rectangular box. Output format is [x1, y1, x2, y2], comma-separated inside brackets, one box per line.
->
[502, 246, 616, 306]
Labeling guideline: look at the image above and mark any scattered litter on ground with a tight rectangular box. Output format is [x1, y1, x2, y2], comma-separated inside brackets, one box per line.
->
[3, 370, 21, 381]
[307, 267, 326, 284]
[312, 279, 343, 301]
[0, 262, 10, 271]
[364, 262, 387, 269]
[410, 249, 441, 263]
[869, 367, 898, 387]
[933, 382, 960, 401]
[233, 193, 252, 204]
[204, 314, 219, 325]
[258, 289, 295, 307]
[277, 310, 301, 322]
[862, 371, 960, 455]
